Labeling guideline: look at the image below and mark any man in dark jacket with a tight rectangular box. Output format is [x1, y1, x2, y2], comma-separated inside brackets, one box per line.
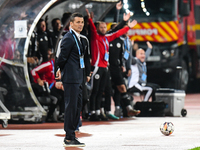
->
[56, 13, 89, 147]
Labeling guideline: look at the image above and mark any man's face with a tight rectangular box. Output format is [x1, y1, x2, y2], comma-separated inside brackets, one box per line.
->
[70, 17, 84, 33]
[54, 20, 61, 31]
[136, 49, 146, 62]
[40, 21, 46, 32]
[5, 25, 14, 39]
[97, 23, 107, 35]
[48, 50, 52, 60]
[133, 43, 139, 51]
[14, 51, 20, 60]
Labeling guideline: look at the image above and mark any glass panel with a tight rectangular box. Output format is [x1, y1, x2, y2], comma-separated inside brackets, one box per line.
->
[0, 0, 7, 7]
[0, 0, 50, 113]
[0, 0, 49, 61]
[0, 64, 36, 111]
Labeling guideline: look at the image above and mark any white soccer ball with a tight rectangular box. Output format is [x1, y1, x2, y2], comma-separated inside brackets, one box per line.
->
[160, 122, 174, 136]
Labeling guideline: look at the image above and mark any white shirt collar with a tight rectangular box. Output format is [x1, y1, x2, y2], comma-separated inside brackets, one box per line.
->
[71, 28, 81, 41]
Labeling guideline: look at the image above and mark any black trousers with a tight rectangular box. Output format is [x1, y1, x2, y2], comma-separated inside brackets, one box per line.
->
[82, 76, 89, 111]
[113, 85, 121, 106]
[63, 83, 82, 140]
[90, 67, 108, 111]
[51, 86, 64, 115]
[102, 70, 111, 112]
[145, 83, 160, 101]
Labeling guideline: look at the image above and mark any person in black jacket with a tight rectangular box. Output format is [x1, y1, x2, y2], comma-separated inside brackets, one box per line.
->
[48, 18, 62, 53]
[102, 2, 140, 118]
[56, 13, 89, 147]
[35, 19, 52, 64]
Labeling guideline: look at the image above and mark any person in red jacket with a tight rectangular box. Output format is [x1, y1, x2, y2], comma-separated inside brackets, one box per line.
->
[86, 9, 140, 121]
[31, 50, 63, 122]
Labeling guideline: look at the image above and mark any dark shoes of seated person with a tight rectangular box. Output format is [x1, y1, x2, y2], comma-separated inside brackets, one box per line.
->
[45, 115, 57, 123]
[89, 114, 101, 121]
[57, 114, 64, 122]
[63, 138, 85, 147]
[89, 113, 109, 121]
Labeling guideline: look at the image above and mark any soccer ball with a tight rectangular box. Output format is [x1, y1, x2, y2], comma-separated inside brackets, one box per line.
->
[160, 122, 174, 136]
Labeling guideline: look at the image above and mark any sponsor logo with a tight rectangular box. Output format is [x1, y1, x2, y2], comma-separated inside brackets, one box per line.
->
[44, 36, 48, 41]
[129, 29, 158, 36]
[117, 43, 121, 48]
[95, 74, 100, 79]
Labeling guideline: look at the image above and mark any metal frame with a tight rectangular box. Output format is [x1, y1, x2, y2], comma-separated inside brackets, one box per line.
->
[0, 100, 10, 128]
[22, 0, 58, 120]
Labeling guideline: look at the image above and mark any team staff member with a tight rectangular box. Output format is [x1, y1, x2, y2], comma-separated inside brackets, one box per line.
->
[86, 9, 138, 121]
[101, 4, 134, 120]
[55, 32, 91, 124]
[49, 18, 62, 53]
[35, 19, 52, 64]
[128, 42, 159, 102]
[109, 25, 140, 118]
[31, 50, 63, 122]
[56, 13, 88, 147]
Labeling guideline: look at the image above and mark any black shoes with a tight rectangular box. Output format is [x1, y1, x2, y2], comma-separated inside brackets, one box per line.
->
[57, 114, 64, 122]
[89, 113, 109, 121]
[63, 138, 85, 147]
[89, 114, 101, 121]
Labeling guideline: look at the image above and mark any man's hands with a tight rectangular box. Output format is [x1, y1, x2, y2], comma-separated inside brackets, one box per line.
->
[121, 66, 126, 73]
[20, 12, 27, 19]
[27, 57, 38, 64]
[123, 13, 131, 21]
[146, 41, 153, 49]
[37, 78, 44, 86]
[128, 20, 137, 29]
[86, 9, 90, 19]
[55, 69, 61, 80]
[131, 40, 134, 46]
[116, 1, 123, 10]
[55, 81, 64, 91]
[86, 76, 91, 83]
[86, 72, 93, 82]
[86, 9, 94, 19]
[127, 69, 131, 77]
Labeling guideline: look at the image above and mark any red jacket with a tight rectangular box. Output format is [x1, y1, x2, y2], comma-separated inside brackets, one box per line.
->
[88, 18, 129, 68]
[0, 39, 15, 67]
[31, 60, 55, 87]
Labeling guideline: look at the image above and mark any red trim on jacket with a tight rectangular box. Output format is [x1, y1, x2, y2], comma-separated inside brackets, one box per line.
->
[88, 18, 129, 68]
[31, 60, 55, 86]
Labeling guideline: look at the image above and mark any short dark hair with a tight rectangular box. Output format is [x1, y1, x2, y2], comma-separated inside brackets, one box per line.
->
[69, 12, 83, 22]
[94, 21, 100, 28]
[51, 18, 60, 27]
[36, 19, 45, 30]
[61, 12, 72, 24]
[95, 21, 105, 28]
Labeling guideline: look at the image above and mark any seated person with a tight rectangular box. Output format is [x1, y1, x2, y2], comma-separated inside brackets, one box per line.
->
[31, 50, 64, 122]
[128, 41, 159, 102]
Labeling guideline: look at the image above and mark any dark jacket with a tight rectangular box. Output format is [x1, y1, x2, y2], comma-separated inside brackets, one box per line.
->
[56, 30, 89, 84]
